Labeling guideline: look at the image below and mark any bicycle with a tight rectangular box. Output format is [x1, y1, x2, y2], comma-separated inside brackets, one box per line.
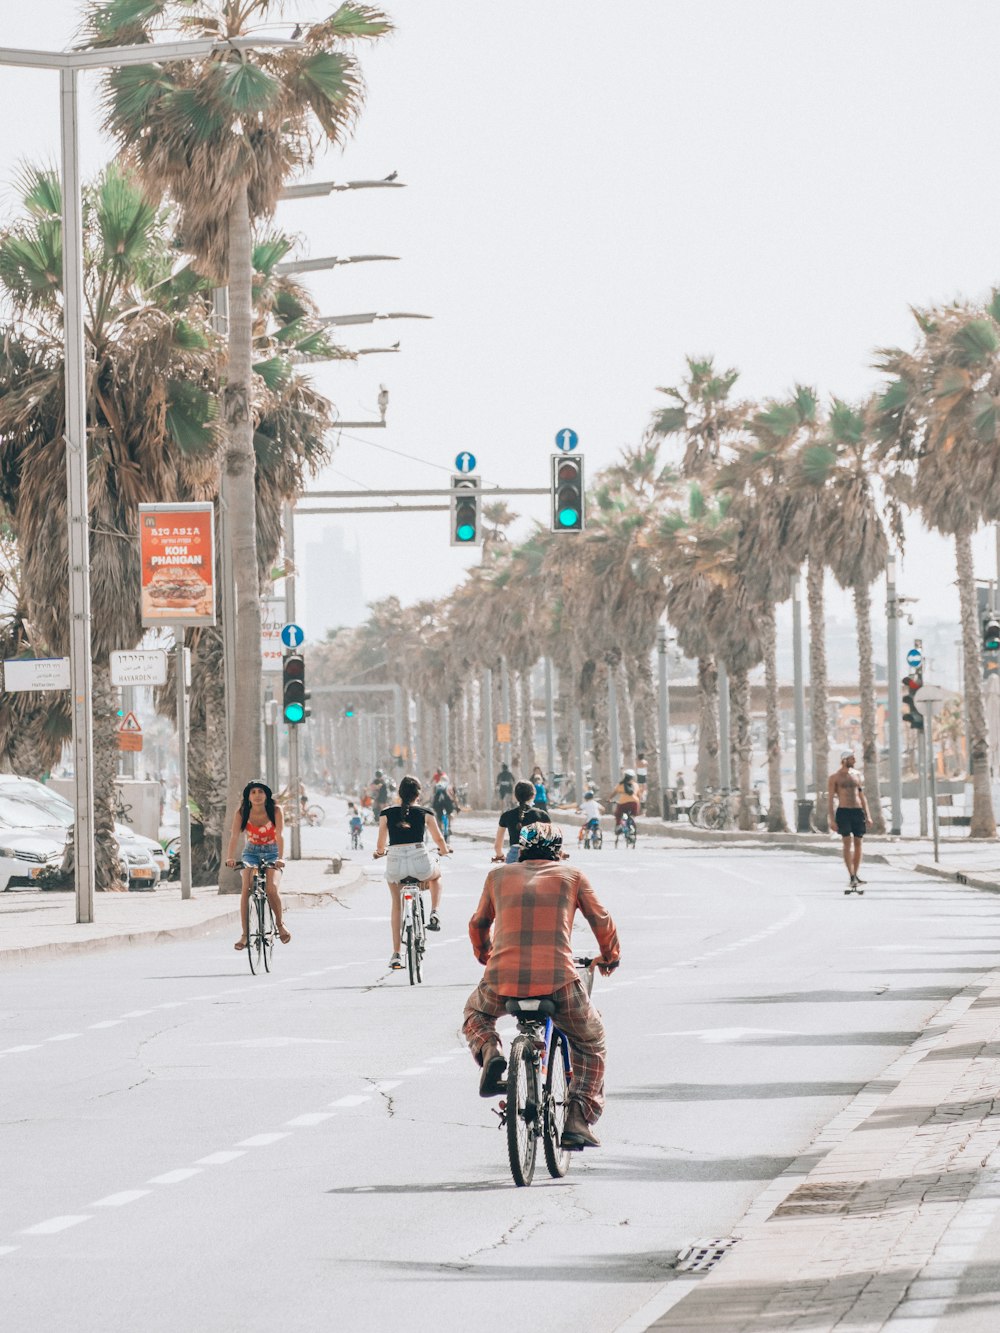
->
[614, 813, 637, 849]
[582, 820, 602, 850]
[303, 804, 325, 827]
[350, 824, 363, 851]
[399, 874, 428, 986]
[496, 957, 596, 1187]
[237, 860, 277, 976]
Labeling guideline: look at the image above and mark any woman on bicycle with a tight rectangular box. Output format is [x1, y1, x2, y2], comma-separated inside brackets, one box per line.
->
[492, 779, 551, 863]
[373, 775, 450, 970]
[225, 780, 290, 950]
[609, 769, 641, 833]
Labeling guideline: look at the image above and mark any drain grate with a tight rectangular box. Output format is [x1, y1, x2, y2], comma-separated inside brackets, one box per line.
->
[673, 1237, 739, 1274]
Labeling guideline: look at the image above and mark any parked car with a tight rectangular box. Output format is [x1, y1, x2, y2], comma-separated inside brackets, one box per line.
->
[0, 797, 69, 890]
[0, 777, 164, 889]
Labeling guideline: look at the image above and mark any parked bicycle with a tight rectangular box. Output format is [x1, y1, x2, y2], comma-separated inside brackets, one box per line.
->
[399, 874, 428, 986]
[496, 957, 595, 1187]
[237, 860, 278, 975]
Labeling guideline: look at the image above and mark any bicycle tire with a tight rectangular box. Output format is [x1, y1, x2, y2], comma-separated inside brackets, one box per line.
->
[542, 1032, 572, 1179]
[404, 917, 417, 986]
[414, 894, 425, 983]
[247, 895, 263, 975]
[262, 900, 276, 973]
[593, 828, 602, 850]
[306, 804, 325, 827]
[505, 1036, 538, 1187]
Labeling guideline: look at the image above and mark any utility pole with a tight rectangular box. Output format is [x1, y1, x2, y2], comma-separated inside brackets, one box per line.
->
[657, 623, 671, 818]
[886, 558, 903, 835]
[175, 638, 191, 900]
[608, 670, 621, 783]
[573, 704, 585, 805]
[718, 660, 731, 789]
[792, 573, 808, 827]
[483, 667, 494, 808]
[544, 658, 556, 781]
[500, 656, 512, 768]
[283, 501, 301, 860]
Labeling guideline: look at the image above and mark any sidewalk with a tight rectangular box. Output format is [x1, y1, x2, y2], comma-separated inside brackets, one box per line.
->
[0, 856, 367, 965]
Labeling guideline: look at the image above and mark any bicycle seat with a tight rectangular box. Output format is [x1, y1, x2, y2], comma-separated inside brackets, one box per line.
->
[399, 875, 422, 886]
[502, 996, 557, 1018]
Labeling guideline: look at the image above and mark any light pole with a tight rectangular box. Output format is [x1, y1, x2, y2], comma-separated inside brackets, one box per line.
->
[792, 572, 809, 829]
[718, 660, 731, 789]
[0, 35, 298, 924]
[544, 658, 556, 781]
[657, 622, 671, 816]
[886, 558, 903, 835]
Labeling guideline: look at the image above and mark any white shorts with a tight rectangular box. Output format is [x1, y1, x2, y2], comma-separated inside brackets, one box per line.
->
[385, 844, 437, 884]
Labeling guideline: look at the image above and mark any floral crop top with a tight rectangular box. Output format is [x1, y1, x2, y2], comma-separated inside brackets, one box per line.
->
[245, 819, 277, 846]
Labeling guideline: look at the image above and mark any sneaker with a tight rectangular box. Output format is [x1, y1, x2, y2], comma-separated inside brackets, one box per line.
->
[854, 876, 867, 885]
[427, 912, 441, 932]
[389, 952, 403, 970]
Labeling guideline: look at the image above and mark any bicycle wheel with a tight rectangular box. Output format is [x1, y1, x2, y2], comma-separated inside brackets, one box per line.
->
[505, 1036, 538, 1187]
[247, 895, 263, 975]
[543, 1032, 572, 1179]
[593, 828, 602, 850]
[262, 900, 276, 973]
[306, 804, 325, 826]
[414, 895, 426, 983]
[404, 915, 418, 986]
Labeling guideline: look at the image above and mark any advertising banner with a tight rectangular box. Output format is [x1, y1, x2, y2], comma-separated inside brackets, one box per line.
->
[139, 503, 216, 627]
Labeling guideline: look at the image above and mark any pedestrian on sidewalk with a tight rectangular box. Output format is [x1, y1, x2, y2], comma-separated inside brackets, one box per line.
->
[828, 751, 871, 894]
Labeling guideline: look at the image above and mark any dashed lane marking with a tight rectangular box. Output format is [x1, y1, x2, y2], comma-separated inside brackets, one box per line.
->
[147, 1168, 203, 1186]
[46, 1034, 80, 1042]
[371, 1080, 401, 1092]
[21, 1216, 92, 1236]
[236, 1133, 291, 1148]
[196, 1151, 246, 1166]
[328, 1094, 371, 1108]
[88, 1020, 124, 1029]
[285, 1112, 336, 1127]
[1, 1044, 41, 1054]
[90, 1190, 152, 1208]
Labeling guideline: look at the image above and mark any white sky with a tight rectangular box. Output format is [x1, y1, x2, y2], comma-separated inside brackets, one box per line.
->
[3, 0, 1000, 645]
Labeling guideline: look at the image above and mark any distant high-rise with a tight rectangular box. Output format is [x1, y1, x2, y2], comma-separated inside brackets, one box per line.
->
[301, 528, 366, 639]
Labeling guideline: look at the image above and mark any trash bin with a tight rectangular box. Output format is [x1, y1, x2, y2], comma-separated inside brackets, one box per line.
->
[796, 799, 814, 833]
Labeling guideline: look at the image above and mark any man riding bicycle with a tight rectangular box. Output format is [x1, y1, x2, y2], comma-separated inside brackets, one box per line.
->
[463, 823, 620, 1149]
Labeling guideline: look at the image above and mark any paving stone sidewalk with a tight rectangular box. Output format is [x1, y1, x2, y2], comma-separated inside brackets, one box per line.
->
[0, 856, 367, 964]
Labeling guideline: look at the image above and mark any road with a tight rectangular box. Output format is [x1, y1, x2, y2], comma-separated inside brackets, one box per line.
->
[4, 824, 1000, 1332]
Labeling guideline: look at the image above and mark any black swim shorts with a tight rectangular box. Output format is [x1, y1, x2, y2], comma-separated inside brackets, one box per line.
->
[835, 808, 867, 838]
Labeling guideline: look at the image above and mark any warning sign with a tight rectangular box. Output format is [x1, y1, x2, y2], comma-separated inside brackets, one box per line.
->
[118, 711, 142, 734]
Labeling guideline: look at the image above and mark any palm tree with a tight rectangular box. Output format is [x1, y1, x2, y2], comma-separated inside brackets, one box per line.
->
[874, 298, 1000, 838]
[0, 164, 218, 888]
[797, 400, 890, 833]
[85, 0, 392, 858]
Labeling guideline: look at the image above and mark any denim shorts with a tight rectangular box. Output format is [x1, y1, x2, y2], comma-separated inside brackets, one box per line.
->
[243, 842, 279, 869]
[385, 844, 436, 883]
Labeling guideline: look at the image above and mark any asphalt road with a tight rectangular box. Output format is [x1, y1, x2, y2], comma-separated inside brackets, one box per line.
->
[4, 832, 1000, 1333]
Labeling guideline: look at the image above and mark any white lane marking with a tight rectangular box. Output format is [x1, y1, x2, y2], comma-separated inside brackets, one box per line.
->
[650, 1027, 802, 1043]
[393, 1067, 428, 1077]
[121, 1010, 153, 1018]
[2, 1044, 41, 1054]
[148, 1168, 203, 1185]
[698, 859, 766, 886]
[88, 1020, 124, 1030]
[0, 1246, 19, 1256]
[196, 1151, 246, 1166]
[46, 1034, 80, 1042]
[285, 1112, 336, 1127]
[328, 1094, 371, 1108]
[21, 1215, 92, 1235]
[424, 1055, 457, 1064]
[90, 1190, 152, 1208]
[156, 1001, 189, 1010]
[236, 1133, 291, 1147]
[371, 1081, 401, 1092]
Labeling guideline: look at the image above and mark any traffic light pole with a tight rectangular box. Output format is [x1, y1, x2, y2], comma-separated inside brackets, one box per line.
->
[284, 501, 301, 861]
[886, 559, 903, 835]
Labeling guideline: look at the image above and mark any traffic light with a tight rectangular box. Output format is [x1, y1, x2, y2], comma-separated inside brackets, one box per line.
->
[344, 703, 355, 719]
[450, 475, 481, 546]
[985, 614, 1000, 651]
[902, 671, 924, 731]
[282, 653, 309, 724]
[551, 454, 585, 532]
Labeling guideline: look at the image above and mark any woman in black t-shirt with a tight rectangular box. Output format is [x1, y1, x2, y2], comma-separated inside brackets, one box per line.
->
[491, 779, 551, 863]
[374, 775, 450, 970]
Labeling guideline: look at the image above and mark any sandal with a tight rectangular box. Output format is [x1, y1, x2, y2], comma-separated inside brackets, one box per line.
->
[278, 927, 291, 944]
[234, 938, 247, 951]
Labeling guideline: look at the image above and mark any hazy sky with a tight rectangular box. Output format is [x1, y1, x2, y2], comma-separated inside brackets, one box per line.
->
[3, 1, 1000, 649]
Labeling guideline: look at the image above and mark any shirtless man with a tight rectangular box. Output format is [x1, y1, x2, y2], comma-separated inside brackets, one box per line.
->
[827, 751, 871, 894]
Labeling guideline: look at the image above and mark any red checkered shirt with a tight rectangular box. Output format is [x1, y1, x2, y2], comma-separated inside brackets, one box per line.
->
[468, 860, 620, 996]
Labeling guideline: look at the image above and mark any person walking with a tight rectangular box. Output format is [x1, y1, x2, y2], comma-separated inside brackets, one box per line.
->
[495, 763, 515, 810]
[828, 750, 872, 894]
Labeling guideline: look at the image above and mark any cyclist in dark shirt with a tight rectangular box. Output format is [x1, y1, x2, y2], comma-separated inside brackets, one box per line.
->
[496, 764, 515, 810]
[373, 775, 450, 969]
[491, 779, 551, 863]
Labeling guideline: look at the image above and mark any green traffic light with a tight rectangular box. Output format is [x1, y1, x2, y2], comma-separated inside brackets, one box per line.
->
[284, 702, 305, 724]
[558, 507, 579, 528]
[457, 523, 475, 542]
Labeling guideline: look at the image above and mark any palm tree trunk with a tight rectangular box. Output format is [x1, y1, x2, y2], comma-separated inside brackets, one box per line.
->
[508, 671, 521, 774]
[956, 528, 996, 837]
[807, 555, 830, 831]
[618, 662, 637, 765]
[761, 601, 788, 831]
[590, 663, 612, 797]
[696, 655, 720, 793]
[220, 183, 262, 891]
[731, 665, 754, 828]
[632, 649, 662, 818]
[854, 578, 885, 835]
[403, 688, 416, 774]
[93, 663, 126, 891]
[519, 668, 536, 774]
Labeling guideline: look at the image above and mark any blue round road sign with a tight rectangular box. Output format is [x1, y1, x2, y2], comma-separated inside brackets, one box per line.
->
[555, 428, 579, 452]
[281, 623, 304, 649]
[906, 647, 923, 668]
[454, 451, 477, 474]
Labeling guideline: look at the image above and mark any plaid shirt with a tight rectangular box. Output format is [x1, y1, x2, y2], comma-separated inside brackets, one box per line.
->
[468, 860, 620, 996]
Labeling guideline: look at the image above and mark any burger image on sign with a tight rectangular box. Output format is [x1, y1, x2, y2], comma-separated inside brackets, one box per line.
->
[142, 565, 213, 618]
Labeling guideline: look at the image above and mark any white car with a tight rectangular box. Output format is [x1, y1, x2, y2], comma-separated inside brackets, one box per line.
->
[0, 777, 165, 889]
[0, 796, 69, 890]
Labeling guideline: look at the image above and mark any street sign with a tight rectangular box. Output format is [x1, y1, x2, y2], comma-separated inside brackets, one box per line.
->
[117, 733, 143, 753]
[906, 648, 923, 668]
[917, 684, 948, 703]
[555, 428, 578, 452]
[496, 722, 511, 744]
[262, 598, 287, 673]
[2, 658, 71, 692]
[281, 623, 304, 649]
[110, 649, 168, 687]
[118, 711, 142, 734]
[454, 451, 477, 473]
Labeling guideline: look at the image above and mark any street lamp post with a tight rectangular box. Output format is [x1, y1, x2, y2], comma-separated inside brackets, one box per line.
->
[886, 558, 903, 835]
[792, 572, 808, 829]
[0, 36, 298, 924]
[657, 623, 671, 817]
